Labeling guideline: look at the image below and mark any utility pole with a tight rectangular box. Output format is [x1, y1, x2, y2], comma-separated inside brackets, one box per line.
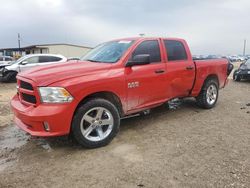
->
[18, 33, 21, 54]
[243, 39, 246, 56]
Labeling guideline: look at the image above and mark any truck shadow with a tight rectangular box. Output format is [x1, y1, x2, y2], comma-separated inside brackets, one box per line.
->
[37, 98, 201, 149]
[120, 98, 200, 133]
[1, 98, 201, 153]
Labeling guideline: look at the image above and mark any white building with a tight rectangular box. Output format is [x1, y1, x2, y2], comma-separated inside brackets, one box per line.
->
[0, 43, 92, 58]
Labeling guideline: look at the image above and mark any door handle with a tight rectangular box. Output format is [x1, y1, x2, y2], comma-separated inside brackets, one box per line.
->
[155, 69, 165, 74]
[186, 66, 194, 70]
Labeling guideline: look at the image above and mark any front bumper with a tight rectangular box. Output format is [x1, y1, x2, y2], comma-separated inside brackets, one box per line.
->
[11, 94, 76, 137]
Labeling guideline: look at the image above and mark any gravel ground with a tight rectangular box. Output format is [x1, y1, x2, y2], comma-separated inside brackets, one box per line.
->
[0, 67, 250, 187]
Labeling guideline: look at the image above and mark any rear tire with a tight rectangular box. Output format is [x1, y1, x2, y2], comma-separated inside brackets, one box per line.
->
[196, 79, 219, 109]
[72, 98, 120, 148]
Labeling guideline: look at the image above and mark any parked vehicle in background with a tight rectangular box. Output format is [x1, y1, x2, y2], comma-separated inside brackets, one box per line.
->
[207, 55, 222, 59]
[233, 59, 250, 81]
[0, 56, 14, 65]
[0, 54, 67, 82]
[229, 55, 247, 62]
[229, 55, 239, 62]
[11, 37, 233, 148]
[193, 55, 223, 60]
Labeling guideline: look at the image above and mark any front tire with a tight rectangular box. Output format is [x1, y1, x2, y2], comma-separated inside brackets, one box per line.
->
[72, 98, 120, 148]
[196, 79, 219, 109]
[2, 71, 17, 82]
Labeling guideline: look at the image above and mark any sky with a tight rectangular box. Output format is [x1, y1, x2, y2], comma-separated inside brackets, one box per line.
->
[0, 0, 249, 55]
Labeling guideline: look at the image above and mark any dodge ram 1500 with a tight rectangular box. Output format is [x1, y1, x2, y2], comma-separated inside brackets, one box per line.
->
[11, 37, 233, 148]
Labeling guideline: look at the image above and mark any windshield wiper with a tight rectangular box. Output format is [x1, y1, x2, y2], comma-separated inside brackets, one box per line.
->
[85, 59, 102, 63]
[84, 59, 114, 63]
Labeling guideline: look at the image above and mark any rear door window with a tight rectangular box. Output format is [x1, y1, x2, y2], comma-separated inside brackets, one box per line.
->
[131, 40, 161, 63]
[164, 40, 187, 61]
[39, 56, 62, 63]
[39, 56, 51, 63]
[49, 56, 62, 62]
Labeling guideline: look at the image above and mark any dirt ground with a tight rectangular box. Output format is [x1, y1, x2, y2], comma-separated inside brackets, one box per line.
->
[0, 68, 250, 187]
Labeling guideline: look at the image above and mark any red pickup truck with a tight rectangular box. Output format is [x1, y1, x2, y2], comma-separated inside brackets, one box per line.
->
[11, 37, 233, 148]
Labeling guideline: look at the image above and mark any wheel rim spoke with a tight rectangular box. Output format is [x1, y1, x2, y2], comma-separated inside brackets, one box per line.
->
[96, 108, 104, 119]
[96, 127, 104, 139]
[83, 125, 94, 137]
[83, 114, 94, 124]
[100, 119, 113, 126]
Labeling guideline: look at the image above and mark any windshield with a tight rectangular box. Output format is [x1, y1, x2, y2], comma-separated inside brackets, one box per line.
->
[9, 56, 28, 65]
[81, 40, 134, 63]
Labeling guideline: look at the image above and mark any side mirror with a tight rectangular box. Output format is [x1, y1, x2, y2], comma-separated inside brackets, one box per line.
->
[20, 61, 28, 65]
[126, 54, 150, 67]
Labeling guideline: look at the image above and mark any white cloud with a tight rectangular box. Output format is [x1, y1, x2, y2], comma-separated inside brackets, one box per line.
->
[0, 0, 249, 55]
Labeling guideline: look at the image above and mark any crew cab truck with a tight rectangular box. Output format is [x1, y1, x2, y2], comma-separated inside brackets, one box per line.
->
[11, 37, 233, 148]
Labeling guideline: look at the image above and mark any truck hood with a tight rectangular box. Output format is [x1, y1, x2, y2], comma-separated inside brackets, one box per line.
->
[18, 61, 112, 86]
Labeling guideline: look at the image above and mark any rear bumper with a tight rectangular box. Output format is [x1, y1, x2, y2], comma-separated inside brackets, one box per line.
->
[11, 94, 76, 137]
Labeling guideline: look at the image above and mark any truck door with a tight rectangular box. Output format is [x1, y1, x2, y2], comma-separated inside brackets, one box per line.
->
[19, 56, 39, 72]
[125, 40, 167, 111]
[163, 40, 195, 98]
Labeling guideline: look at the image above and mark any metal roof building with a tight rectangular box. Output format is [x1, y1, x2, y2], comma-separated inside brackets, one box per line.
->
[0, 43, 92, 58]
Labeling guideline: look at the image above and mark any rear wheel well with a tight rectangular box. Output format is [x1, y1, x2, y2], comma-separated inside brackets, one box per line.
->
[76, 91, 124, 117]
[204, 74, 219, 87]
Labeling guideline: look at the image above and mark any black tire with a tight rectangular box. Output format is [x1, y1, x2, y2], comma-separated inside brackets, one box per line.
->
[196, 79, 219, 109]
[2, 72, 17, 83]
[233, 71, 241, 81]
[71, 98, 120, 148]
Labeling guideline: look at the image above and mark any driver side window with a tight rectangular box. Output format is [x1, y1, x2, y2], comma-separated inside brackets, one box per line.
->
[131, 40, 161, 63]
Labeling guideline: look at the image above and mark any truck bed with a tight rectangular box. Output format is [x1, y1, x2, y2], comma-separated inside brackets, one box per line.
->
[191, 58, 229, 96]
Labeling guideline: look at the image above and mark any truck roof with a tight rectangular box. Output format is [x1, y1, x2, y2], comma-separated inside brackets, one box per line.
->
[112, 37, 185, 41]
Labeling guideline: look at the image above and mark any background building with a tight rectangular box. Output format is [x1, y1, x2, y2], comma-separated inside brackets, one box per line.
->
[0, 43, 92, 58]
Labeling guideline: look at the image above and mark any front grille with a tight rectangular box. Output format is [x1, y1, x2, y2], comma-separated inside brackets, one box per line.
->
[21, 93, 37, 104]
[20, 80, 33, 90]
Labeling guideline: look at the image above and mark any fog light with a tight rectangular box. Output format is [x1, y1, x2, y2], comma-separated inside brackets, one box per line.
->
[43, 122, 50, 132]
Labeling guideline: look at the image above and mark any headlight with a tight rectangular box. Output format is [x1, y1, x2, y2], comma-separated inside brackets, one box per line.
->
[38, 87, 74, 103]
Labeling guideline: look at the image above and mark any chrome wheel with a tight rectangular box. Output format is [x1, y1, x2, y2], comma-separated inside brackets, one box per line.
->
[80, 107, 114, 142]
[206, 84, 217, 105]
